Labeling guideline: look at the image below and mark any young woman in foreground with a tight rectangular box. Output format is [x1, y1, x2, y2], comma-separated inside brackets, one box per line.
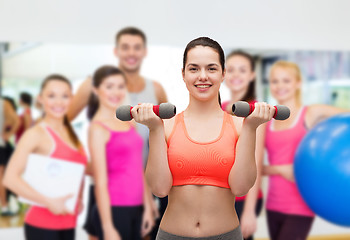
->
[132, 37, 275, 239]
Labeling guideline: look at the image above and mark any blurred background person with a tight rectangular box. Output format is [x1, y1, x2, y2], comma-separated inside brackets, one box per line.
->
[0, 97, 19, 216]
[69, 27, 166, 240]
[15, 92, 33, 142]
[3, 75, 87, 240]
[87, 65, 154, 240]
[222, 50, 264, 240]
[262, 61, 349, 240]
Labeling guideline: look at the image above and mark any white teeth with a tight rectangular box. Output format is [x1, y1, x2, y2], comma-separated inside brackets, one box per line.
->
[52, 108, 64, 112]
[196, 85, 211, 88]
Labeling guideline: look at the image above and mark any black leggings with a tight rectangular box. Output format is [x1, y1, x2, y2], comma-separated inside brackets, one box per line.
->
[24, 224, 75, 240]
[235, 198, 263, 240]
[83, 185, 97, 236]
[267, 210, 314, 240]
[150, 196, 168, 240]
[92, 204, 143, 240]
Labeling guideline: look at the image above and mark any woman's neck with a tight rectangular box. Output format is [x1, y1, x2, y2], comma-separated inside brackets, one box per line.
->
[22, 105, 30, 110]
[119, 66, 145, 93]
[230, 88, 248, 103]
[43, 116, 65, 130]
[94, 105, 117, 121]
[186, 95, 223, 118]
[277, 98, 301, 111]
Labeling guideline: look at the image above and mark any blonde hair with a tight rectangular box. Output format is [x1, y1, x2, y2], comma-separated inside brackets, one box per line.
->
[269, 60, 303, 105]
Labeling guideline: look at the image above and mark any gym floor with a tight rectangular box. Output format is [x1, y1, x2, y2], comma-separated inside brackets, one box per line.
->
[1, 211, 349, 240]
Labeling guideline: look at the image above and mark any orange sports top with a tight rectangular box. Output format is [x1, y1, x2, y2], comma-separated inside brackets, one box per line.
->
[167, 111, 238, 189]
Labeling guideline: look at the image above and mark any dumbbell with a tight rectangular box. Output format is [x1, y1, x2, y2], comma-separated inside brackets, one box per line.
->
[232, 101, 290, 120]
[116, 103, 176, 121]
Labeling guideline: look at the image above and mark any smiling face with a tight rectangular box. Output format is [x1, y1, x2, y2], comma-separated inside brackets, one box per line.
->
[39, 80, 72, 119]
[114, 34, 146, 73]
[225, 55, 255, 93]
[94, 74, 127, 110]
[269, 66, 301, 103]
[182, 46, 225, 102]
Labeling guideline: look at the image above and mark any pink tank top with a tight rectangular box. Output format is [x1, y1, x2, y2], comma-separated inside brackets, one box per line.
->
[221, 100, 263, 201]
[94, 122, 144, 206]
[25, 124, 87, 229]
[265, 106, 314, 216]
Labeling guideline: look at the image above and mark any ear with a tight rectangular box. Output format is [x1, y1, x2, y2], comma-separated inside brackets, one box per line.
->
[250, 72, 256, 82]
[181, 68, 185, 82]
[113, 47, 118, 58]
[222, 68, 226, 83]
[92, 86, 99, 96]
[144, 47, 148, 57]
[296, 80, 302, 89]
[37, 95, 43, 106]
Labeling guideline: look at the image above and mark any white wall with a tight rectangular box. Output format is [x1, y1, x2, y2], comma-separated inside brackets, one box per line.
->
[1, 0, 350, 50]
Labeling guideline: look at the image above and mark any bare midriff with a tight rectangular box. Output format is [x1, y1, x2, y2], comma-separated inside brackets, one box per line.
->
[159, 185, 239, 237]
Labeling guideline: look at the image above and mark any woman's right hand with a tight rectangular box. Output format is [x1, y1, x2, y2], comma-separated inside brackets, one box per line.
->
[277, 164, 295, 182]
[131, 103, 163, 131]
[104, 225, 122, 240]
[45, 194, 74, 215]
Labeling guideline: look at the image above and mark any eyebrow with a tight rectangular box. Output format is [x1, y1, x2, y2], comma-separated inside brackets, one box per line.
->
[187, 63, 220, 67]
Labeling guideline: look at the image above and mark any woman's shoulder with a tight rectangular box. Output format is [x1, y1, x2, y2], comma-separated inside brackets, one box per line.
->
[89, 120, 110, 134]
[17, 124, 46, 147]
[228, 114, 244, 136]
[164, 115, 176, 140]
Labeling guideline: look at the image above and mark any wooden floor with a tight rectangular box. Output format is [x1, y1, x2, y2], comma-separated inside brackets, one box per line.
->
[0, 212, 25, 228]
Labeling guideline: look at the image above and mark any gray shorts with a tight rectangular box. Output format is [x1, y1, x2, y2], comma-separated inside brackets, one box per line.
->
[156, 226, 243, 240]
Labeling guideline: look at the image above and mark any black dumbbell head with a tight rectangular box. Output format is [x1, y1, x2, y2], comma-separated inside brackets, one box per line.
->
[159, 103, 176, 119]
[232, 101, 250, 117]
[116, 105, 133, 121]
[275, 105, 290, 120]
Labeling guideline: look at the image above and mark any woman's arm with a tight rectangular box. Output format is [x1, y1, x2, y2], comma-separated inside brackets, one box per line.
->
[3, 100, 20, 141]
[263, 164, 294, 182]
[141, 177, 156, 237]
[307, 104, 350, 128]
[3, 128, 72, 215]
[23, 110, 33, 130]
[84, 160, 93, 176]
[89, 124, 121, 239]
[67, 77, 92, 121]
[153, 81, 168, 104]
[229, 103, 275, 196]
[131, 103, 173, 197]
[239, 123, 266, 238]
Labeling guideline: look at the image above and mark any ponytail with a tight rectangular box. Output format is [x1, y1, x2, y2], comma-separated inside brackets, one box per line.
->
[64, 115, 81, 149]
[87, 92, 99, 120]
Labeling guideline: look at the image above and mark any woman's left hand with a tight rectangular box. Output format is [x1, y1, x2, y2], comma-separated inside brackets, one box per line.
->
[240, 211, 257, 239]
[263, 165, 295, 182]
[131, 103, 163, 131]
[277, 164, 295, 182]
[141, 208, 155, 237]
[77, 199, 84, 215]
[244, 102, 275, 129]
